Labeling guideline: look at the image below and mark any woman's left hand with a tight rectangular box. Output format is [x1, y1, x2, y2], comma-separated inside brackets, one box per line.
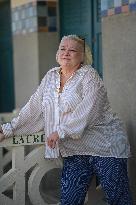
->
[47, 131, 59, 149]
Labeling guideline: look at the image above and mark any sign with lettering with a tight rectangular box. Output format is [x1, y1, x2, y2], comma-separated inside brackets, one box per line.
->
[0, 132, 45, 147]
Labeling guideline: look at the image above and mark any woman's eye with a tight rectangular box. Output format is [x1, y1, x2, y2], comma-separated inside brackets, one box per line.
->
[69, 49, 77, 52]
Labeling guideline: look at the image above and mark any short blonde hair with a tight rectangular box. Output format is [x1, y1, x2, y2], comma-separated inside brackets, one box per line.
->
[56, 34, 93, 65]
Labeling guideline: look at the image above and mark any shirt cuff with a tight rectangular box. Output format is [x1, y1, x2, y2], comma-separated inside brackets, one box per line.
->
[1, 123, 14, 138]
[57, 126, 65, 139]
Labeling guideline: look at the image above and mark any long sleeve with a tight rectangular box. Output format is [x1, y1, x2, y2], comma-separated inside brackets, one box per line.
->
[2, 76, 47, 137]
[57, 70, 107, 139]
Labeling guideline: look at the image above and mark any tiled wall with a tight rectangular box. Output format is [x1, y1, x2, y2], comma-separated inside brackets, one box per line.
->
[12, 1, 37, 35]
[101, 0, 136, 17]
[12, 0, 136, 35]
[12, 0, 57, 35]
[37, 1, 57, 32]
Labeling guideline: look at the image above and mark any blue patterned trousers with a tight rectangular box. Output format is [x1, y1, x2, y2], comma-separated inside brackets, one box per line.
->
[60, 155, 133, 205]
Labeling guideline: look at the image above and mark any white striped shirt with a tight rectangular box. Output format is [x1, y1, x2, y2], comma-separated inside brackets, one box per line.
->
[2, 65, 130, 158]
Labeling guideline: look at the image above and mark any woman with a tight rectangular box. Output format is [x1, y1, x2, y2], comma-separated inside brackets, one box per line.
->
[0, 35, 133, 205]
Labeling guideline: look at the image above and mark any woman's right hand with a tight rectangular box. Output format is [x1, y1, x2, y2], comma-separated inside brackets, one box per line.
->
[0, 127, 5, 142]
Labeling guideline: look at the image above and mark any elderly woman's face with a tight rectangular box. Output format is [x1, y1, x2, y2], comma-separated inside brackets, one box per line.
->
[57, 39, 84, 69]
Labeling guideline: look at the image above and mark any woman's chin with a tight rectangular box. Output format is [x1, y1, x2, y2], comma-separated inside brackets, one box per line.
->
[61, 63, 72, 68]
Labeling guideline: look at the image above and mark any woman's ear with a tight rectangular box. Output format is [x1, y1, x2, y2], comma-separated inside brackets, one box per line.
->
[81, 52, 85, 64]
[56, 50, 59, 63]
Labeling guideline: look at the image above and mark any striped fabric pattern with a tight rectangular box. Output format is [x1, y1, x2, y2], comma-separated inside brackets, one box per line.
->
[2, 65, 130, 158]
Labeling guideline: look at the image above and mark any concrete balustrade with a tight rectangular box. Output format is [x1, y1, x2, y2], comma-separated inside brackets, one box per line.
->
[0, 132, 88, 205]
[0, 132, 62, 205]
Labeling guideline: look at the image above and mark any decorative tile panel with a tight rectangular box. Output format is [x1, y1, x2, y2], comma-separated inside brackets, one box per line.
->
[101, 0, 136, 17]
[12, 2, 37, 35]
[122, 0, 129, 5]
[11, 0, 136, 33]
[108, 0, 114, 8]
[37, 0, 57, 32]
[129, 2, 136, 11]
[101, 0, 108, 10]
[12, 0, 57, 35]
[115, 6, 122, 14]
[114, 0, 122, 7]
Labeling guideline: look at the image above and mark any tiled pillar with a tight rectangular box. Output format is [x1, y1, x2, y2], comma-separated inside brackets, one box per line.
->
[10, 2, 59, 203]
[10, 0, 59, 108]
[36, 0, 59, 80]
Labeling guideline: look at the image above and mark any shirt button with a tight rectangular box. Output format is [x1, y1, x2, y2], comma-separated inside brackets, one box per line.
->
[71, 136, 79, 139]
[56, 88, 59, 93]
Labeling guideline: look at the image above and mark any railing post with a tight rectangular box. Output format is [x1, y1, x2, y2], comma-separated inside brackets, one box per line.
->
[12, 146, 25, 205]
[0, 148, 3, 176]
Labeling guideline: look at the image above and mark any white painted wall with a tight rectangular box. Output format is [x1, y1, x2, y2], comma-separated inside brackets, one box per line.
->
[102, 13, 136, 204]
[13, 33, 39, 108]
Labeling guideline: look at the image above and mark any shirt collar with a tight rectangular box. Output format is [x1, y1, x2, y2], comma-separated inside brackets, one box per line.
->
[49, 65, 90, 75]
[49, 66, 60, 73]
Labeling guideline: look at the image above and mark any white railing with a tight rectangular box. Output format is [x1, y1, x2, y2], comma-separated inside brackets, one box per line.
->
[0, 132, 63, 205]
[0, 112, 88, 205]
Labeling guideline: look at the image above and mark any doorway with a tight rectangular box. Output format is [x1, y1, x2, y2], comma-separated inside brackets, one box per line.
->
[0, 0, 14, 112]
[59, 0, 102, 77]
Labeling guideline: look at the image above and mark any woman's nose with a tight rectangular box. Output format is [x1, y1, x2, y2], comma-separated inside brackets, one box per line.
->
[64, 50, 70, 55]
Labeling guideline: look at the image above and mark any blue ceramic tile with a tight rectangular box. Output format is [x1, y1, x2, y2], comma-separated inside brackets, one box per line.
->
[37, 6, 48, 16]
[25, 19, 31, 29]
[33, 6, 37, 16]
[13, 10, 19, 21]
[108, 0, 114, 9]
[101, 10, 108, 17]
[16, 21, 19, 30]
[21, 9, 26, 19]
[29, 17, 37, 29]
[48, 16, 56, 27]
[21, 19, 26, 29]
[26, 7, 30, 18]
[129, 2, 136, 10]
[48, 26, 57, 32]
[114, 0, 122, 7]
[129, 0, 136, 3]
[28, 7, 34, 17]
[17, 7, 21, 19]
[12, 22, 16, 32]
[38, 16, 47, 27]
[31, 17, 37, 28]
[122, 0, 129, 5]
[101, 0, 108, 10]
[115, 6, 122, 13]
[19, 21, 23, 30]
[37, 1, 47, 6]
[48, 6, 56, 16]
[15, 11, 19, 21]
[28, 18, 32, 28]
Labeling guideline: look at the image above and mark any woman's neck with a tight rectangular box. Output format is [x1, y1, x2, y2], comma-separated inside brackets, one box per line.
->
[60, 64, 81, 76]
